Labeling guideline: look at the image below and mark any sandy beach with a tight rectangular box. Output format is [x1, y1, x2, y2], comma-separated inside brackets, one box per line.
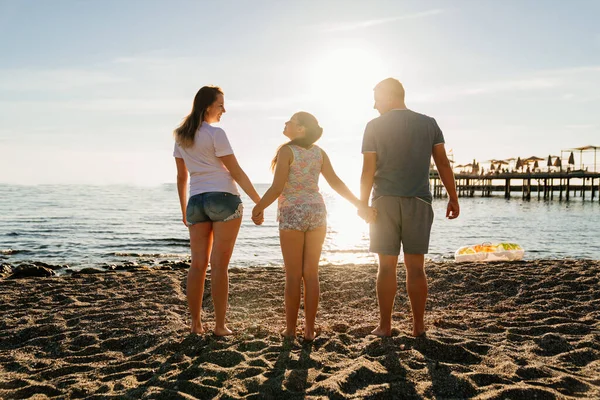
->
[1, 259, 599, 399]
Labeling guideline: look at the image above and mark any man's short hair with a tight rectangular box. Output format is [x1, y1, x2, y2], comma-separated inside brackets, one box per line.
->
[374, 78, 405, 101]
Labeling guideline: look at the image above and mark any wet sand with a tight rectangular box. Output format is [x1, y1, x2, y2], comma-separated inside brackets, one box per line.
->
[1, 259, 599, 399]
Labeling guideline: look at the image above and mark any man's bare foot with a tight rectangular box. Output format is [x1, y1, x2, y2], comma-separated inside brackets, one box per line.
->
[412, 329, 427, 338]
[214, 326, 233, 336]
[371, 326, 392, 337]
[191, 322, 205, 334]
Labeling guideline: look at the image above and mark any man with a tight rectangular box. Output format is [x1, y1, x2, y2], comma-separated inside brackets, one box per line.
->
[360, 78, 459, 337]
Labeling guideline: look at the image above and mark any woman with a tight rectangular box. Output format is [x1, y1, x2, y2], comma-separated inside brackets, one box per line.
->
[251, 112, 374, 341]
[173, 86, 263, 336]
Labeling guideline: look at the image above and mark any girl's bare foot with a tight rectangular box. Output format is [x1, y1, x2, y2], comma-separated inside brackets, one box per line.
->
[303, 326, 321, 341]
[214, 326, 233, 336]
[191, 322, 205, 334]
[371, 326, 392, 337]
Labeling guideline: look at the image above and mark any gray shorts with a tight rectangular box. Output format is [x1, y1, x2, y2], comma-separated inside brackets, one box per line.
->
[369, 196, 434, 255]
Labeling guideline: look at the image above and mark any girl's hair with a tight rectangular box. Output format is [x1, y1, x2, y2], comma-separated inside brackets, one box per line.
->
[173, 86, 224, 148]
[271, 111, 323, 171]
[270, 111, 323, 171]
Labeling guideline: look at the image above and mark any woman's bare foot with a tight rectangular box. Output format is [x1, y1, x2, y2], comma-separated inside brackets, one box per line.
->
[371, 326, 392, 337]
[214, 326, 233, 336]
[280, 328, 296, 338]
[191, 321, 205, 334]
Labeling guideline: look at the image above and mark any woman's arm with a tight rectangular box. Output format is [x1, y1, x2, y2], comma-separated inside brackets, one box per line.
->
[252, 146, 292, 216]
[175, 157, 189, 226]
[219, 154, 261, 204]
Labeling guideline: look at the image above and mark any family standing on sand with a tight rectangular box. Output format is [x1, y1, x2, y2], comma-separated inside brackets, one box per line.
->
[172, 78, 460, 341]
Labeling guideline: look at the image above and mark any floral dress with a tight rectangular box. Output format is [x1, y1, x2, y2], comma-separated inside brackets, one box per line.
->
[277, 145, 327, 231]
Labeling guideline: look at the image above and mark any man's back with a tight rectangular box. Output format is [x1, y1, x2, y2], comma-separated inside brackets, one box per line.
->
[361, 109, 444, 200]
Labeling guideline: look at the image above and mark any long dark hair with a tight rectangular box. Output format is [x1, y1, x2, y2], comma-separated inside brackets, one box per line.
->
[173, 86, 223, 148]
[271, 111, 323, 171]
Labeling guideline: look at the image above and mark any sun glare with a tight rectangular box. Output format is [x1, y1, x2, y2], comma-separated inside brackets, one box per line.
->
[308, 47, 386, 112]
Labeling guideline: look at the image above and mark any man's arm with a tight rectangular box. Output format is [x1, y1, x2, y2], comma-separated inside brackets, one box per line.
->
[432, 144, 460, 219]
[360, 153, 377, 206]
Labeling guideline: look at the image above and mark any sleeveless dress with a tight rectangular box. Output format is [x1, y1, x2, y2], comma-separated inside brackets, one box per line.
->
[277, 144, 327, 231]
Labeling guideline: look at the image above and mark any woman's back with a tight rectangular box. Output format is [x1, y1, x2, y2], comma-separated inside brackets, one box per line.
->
[278, 144, 324, 207]
[173, 122, 239, 196]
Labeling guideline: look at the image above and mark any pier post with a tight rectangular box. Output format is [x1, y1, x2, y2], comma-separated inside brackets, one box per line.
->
[566, 178, 570, 201]
[583, 178, 586, 200]
[505, 178, 510, 198]
[559, 178, 563, 200]
[551, 179, 554, 200]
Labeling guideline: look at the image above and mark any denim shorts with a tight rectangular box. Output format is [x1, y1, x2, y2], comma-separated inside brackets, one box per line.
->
[186, 192, 243, 225]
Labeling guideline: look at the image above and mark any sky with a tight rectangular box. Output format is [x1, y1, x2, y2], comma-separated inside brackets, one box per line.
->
[1, 0, 599, 185]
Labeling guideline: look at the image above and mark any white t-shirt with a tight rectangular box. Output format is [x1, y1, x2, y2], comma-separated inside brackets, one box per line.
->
[173, 122, 240, 197]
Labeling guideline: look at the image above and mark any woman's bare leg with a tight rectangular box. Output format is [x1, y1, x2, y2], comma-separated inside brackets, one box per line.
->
[187, 222, 213, 334]
[302, 225, 326, 341]
[210, 218, 242, 336]
[280, 229, 305, 337]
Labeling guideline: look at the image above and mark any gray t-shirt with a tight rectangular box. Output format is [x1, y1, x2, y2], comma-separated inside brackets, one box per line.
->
[361, 109, 445, 202]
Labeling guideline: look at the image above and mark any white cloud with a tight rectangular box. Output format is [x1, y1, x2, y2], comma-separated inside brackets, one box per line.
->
[412, 65, 600, 104]
[462, 78, 556, 95]
[564, 124, 596, 129]
[0, 68, 127, 92]
[320, 9, 443, 32]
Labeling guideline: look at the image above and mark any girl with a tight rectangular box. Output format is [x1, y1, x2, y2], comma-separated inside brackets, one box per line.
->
[251, 112, 374, 341]
[174, 86, 263, 336]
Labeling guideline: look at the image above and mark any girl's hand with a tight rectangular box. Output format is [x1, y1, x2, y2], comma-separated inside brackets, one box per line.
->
[182, 216, 188, 226]
[358, 205, 377, 223]
[252, 206, 264, 225]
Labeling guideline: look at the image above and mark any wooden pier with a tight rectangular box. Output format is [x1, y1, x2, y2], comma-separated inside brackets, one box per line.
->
[430, 170, 600, 201]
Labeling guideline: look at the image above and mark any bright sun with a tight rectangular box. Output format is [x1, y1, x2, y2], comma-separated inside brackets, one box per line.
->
[308, 47, 386, 112]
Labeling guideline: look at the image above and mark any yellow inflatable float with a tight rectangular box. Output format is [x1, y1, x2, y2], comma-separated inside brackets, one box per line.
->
[455, 242, 524, 262]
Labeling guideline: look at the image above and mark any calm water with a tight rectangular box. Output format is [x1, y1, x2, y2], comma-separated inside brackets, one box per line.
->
[1, 184, 598, 271]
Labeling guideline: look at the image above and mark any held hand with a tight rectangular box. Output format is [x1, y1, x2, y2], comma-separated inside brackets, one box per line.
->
[252, 206, 264, 225]
[252, 211, 264, 225]
[446, 199, 460, 219]
[358, 205, 377, 224]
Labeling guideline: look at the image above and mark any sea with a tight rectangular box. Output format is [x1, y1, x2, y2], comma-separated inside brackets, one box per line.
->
[1, 183, 598, 272]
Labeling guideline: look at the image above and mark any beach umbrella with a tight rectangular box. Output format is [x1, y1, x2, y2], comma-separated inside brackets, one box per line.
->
[516, 157, 522, 169]
[525, 156, 545, 162]
[490, 163, 496, 170]
[553, 157, 561, 167]
[547, 155, 553, 167]
[534, 160, 539, 169]
[568, 152, 575, 165]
